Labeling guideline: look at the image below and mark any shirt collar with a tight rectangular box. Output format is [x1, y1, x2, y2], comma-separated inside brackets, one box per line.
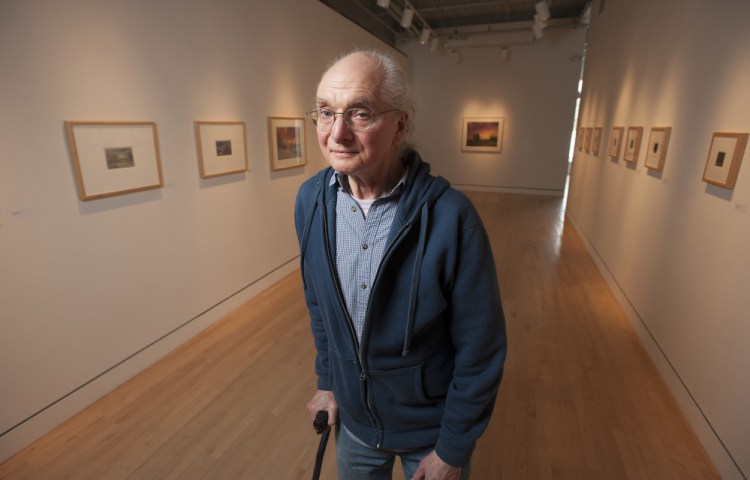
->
[331, 170, 407, 199]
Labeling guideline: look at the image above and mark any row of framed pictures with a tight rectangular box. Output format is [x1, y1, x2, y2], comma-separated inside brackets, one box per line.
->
[64, 117, 307, 201]
[577, 125, 749, 189]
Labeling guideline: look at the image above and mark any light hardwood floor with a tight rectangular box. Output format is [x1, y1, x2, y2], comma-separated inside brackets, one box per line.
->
[0, 192, 719, 479]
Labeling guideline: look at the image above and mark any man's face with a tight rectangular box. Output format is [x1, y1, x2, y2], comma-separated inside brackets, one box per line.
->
[314, 54, 406, 181]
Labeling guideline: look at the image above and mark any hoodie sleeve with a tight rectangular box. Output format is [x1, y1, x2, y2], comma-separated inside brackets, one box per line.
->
[434, 197, 507, 468]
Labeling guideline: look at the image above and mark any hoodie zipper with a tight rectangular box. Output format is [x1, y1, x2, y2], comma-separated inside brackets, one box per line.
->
[322, 198, 361, 363]
[322, 188, 384, 443]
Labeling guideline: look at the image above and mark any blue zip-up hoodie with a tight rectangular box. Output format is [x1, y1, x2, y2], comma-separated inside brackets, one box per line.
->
[294, 149, 507, 467]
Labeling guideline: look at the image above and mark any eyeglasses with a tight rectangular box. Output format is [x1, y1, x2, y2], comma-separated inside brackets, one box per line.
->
[306, 107, 400, 132]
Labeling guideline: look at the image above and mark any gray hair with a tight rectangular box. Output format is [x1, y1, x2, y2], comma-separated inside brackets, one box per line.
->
[323, 48, 416, 153]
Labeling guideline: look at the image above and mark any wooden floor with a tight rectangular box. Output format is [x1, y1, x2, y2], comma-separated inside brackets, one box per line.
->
[0, 192, 720, 479]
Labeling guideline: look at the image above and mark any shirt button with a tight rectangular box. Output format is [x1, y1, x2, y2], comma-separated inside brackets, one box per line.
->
[362, 243, 368, 250]
[351, 206, 357, 213]
[360, 283, 367, 289]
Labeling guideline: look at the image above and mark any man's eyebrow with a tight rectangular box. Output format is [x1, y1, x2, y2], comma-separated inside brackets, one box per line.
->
[315, 97, 375, 108]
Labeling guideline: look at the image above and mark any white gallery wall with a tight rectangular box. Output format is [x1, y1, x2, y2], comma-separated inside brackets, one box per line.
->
[568, 0, 750, 478]
[0, 0, 403, 462]
[401, 24, 587, 195]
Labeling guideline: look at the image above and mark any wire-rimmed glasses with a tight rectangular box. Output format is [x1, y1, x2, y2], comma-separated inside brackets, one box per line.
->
[306, 107, 400, 132]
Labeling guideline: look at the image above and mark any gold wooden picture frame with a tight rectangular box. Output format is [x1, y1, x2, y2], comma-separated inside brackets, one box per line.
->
[462, 117, 504, 153]
[591, 127, 602, 156]
[576, 127, 585, 151]
[623, 127, 643, 164]
[702, 132, 749, 189]
[644, 127, 672, 172]
[609, 127, 624, 159]
[195, 121, 248, 178]
[268, 117, 307, 171]
[65, 121, 163, 201]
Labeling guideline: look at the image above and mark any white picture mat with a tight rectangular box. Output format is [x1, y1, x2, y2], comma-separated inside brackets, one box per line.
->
[624, 127, 642, 162]
[609, 127, 624, 158]
[704, 135, 739, 184]
[70, 123, 161, 198]
[645, 128, 671, 170]
[197, 122, 247, 177]
[591, 127, 602, 155]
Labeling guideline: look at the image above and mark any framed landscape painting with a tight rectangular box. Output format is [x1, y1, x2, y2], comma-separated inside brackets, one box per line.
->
[268, 116, 306, 171]
[195, 121, 248, 178]
[462, 117, 504, 153]
[65, 121, 163, 201]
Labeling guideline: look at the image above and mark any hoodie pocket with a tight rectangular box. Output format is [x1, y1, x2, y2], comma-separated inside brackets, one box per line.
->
[368, 365, 444, 430]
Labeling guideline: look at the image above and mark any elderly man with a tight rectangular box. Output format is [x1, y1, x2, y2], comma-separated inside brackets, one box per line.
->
[294, 48, 506, 480]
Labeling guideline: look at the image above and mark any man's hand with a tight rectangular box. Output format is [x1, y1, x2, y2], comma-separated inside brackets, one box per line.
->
[411, 451, 462, 480]
[306, 390, 338, 428]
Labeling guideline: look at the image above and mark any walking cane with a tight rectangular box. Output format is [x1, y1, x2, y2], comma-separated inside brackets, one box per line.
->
[312, 410, 331, 480]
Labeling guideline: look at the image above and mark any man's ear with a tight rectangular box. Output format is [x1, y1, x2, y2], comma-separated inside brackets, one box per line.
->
[394, 111, 409, 141]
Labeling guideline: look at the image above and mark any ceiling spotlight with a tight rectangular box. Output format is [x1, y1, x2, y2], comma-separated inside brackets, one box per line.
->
[532, 23, 544, 40]
[419, 27, 430, 45]
[376, 0, 391, 8]
[400, 7, 414, 28]
[535, 1, 551, 21]
[430, 37, 439, 52]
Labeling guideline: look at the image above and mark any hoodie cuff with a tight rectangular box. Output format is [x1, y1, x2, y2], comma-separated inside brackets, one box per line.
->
[434, 438, 472, 468]
[317, 375, 331, 391]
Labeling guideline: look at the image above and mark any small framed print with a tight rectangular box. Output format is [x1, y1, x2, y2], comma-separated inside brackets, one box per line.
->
[576, 127, 586, 152]
[609, 127, 624, 158]
[591, 127, 602, 156]
[195, 121, 248, 178]
[644, 127, 672, 171]
[268, 117, 307, 171]
[65, 121, 163, 201]
[583, 127, 593, 153]
[623, 127, 643, 164]
[462, 117, 504, 153]
[702, 132, 749, 189]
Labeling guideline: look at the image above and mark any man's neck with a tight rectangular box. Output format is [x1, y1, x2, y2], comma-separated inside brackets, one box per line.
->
[344, 165, 404, 200]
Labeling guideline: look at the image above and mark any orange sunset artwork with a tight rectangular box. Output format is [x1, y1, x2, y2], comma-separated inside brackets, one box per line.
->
[466, 121, 499, 147]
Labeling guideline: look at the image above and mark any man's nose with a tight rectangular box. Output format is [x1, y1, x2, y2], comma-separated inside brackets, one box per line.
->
[329, 114, 353, 141]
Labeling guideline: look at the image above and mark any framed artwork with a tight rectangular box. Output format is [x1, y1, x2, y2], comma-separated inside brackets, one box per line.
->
[583, 127, 593, 153]
[702, 132, 749, 189]
[623, 127, 643, 163]
[195, 121, 248, 178]
[268, 116, 306, 171]
[462, 117, 504, 153]
[609, 127, 624, 158]
[65, 121, 163, 201]
[591, 127, 603, 155]
[644, 127, 672, 171]
[576, 127, 586, 152]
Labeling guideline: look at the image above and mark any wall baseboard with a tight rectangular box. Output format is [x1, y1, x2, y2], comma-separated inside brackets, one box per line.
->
[0, 259, 299, 464]
[565, 211, 745, 480]
[454, 183, 564, 197]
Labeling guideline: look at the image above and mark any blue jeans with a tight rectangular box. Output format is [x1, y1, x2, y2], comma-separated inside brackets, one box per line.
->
[336, 427, 472, 479]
